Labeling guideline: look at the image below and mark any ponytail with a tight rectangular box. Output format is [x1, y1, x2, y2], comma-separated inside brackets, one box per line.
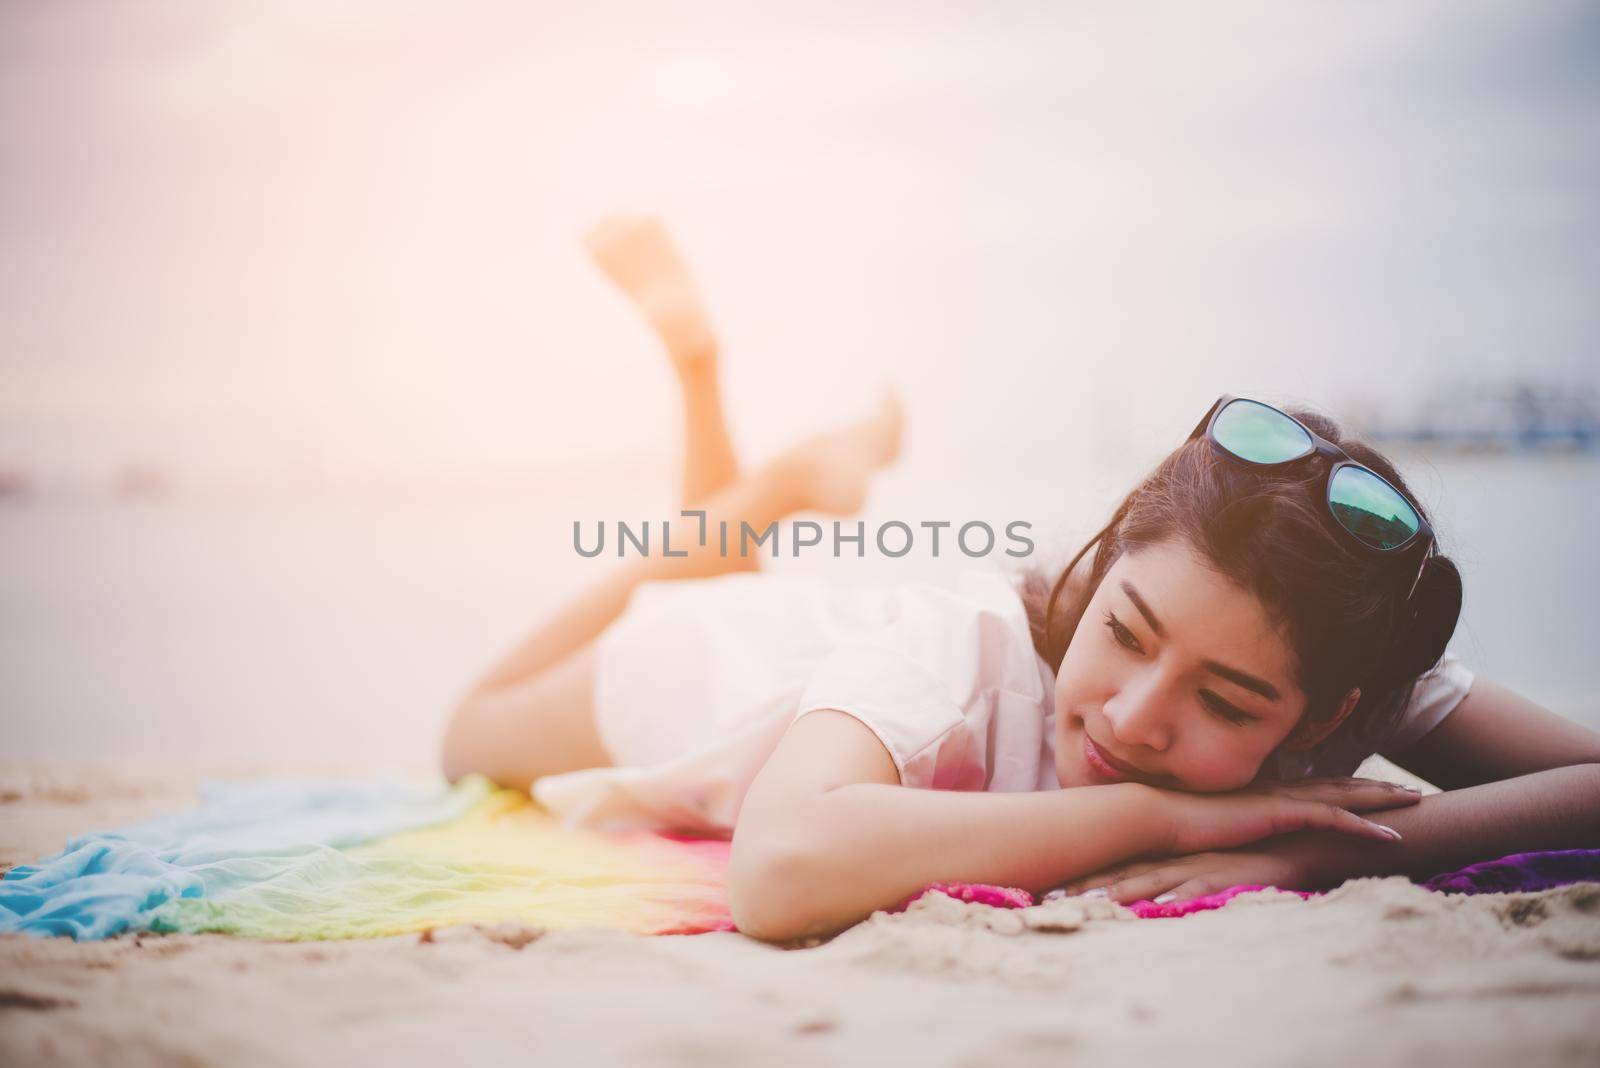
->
[1367, 553, 1463, 690]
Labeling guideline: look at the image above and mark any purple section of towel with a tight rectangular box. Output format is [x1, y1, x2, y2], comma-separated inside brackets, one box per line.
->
[1417, 848, 1600, 895]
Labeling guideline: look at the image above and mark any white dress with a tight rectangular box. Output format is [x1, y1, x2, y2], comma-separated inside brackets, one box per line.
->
[530, 568, 1474, 836]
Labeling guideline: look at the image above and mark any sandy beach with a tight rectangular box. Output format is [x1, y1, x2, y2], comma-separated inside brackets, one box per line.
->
[4, 760, 1598, 1068]
[7, 2, 1600, 1063]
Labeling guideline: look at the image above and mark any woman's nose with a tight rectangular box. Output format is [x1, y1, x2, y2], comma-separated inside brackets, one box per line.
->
[1102, 674, 1174, 752]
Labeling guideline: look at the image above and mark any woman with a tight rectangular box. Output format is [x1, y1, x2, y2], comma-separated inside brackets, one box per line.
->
[441, 217, 1600, 943]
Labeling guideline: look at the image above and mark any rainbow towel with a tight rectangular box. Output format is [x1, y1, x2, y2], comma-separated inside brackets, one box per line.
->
[12, 776, 1593, 942]
[1, 775, 732, 941]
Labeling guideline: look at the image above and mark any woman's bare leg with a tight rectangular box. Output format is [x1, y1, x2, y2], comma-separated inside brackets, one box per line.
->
[585, 215, 740, 507]
[441, 394, 904, 789]
[676, 363, 739, 508]
[441, 215, 902, 788]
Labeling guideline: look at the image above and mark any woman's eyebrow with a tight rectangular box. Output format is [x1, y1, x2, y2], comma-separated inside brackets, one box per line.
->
[1119, 580, 1282, 701]
[1202, 660, 1282, 702]
[1119, 581, 1166, 637]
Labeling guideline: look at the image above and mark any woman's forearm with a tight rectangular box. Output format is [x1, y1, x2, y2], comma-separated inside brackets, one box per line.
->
[1298, 763, 1600, 884]
[729, 781, 1165, 940]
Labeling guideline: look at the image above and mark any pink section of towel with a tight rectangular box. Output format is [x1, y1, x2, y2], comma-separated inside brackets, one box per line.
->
[646, 833, 1311, 932]
[895, 881, 1315, 918]
[1123, 884, 1315, 917]
[896, 881, 1037, 911]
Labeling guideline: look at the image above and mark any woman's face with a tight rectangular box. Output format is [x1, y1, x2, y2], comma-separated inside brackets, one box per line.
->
[1053, 537, 1310, 793]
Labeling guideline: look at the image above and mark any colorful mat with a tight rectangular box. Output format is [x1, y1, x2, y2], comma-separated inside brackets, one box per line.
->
[1, 776, 731, 941]
[5, 775, 1596, 941]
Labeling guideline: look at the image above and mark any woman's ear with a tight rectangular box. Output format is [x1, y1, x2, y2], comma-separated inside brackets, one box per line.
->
[1283, 688, 1362, 752]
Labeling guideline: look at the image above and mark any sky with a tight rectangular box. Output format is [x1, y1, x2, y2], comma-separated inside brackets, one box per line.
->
[2, 0, 1597, 491]
[2, 1, 1599, 762]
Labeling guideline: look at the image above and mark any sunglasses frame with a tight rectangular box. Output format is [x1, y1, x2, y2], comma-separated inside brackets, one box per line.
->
[1190, 394, 1436, 600]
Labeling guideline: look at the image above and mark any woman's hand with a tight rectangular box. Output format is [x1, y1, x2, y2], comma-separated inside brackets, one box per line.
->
[1155, 776, 1421, 856]
[1055, 835, 1340, 905]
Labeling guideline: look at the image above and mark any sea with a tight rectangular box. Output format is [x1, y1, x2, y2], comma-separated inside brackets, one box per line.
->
[2, 450, 1596, 768]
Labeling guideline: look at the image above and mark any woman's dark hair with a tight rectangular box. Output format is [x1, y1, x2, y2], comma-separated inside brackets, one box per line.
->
[1015, 403, 1463, 775]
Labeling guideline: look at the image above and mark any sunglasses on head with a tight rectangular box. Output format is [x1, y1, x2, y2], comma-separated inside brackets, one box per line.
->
[1190, 395, 1436, 598]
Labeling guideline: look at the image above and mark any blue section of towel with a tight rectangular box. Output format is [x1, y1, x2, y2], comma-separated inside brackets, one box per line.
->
[0, 776, 491, 940]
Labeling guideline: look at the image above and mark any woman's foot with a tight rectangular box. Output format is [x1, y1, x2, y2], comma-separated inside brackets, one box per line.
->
[584, 215, 717, 371]
[775, 388, 904, 516]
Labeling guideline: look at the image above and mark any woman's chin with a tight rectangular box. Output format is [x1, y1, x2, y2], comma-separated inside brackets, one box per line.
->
[1053, 756, 1086, 790]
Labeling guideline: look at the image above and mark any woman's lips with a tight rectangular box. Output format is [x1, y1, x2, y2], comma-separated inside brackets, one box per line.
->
[1082, 732, 1147, 784]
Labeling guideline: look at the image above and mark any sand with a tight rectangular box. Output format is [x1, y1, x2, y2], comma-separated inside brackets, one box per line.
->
[4, 760, 1599, 1068]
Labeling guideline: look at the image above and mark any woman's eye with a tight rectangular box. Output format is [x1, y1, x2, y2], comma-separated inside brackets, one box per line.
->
[1103, 611, 1143, 654]
[1200, 690, 1254, 726]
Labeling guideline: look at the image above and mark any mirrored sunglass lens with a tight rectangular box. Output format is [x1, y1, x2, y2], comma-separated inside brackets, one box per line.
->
[1329, 466, 1420, 550]
[1212, 400, 1313, 464]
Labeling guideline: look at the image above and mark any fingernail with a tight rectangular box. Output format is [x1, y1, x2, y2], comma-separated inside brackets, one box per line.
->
[1380, 825, 1402, 840]
[1152, 892, 1177, 905]
[1400, 785, 1423, 794]
[1080, 888, 1110, 900]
